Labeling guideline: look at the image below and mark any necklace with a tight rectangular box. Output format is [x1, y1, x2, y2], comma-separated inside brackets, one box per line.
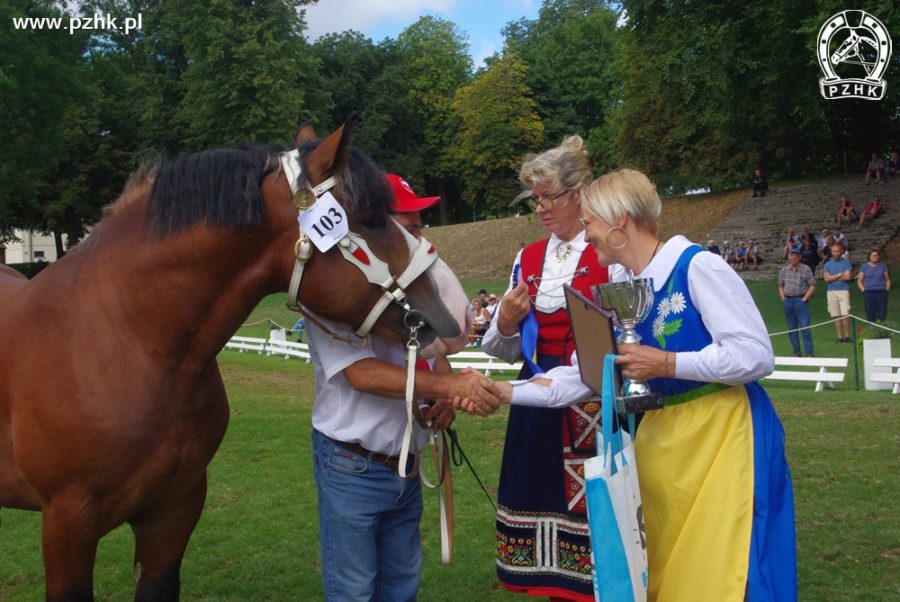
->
[555, 242, 572, 263]
[648, 240, 661, 265]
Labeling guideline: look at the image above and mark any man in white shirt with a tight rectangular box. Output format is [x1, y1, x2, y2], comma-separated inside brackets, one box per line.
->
[310, 175, 501, 602]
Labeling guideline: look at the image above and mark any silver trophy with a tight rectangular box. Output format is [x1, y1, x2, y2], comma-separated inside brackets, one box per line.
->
[592, 278, 663, 413]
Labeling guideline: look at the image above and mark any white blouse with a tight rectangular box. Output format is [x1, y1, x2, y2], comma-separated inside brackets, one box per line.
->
[482, 231, 588, 362]
[510, 235, 775, 408]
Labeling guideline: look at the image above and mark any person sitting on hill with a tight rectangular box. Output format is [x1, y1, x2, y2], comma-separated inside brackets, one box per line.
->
[887, 151, 900, 180]
[858, 196, 885, 229]
[751, 168, 769, 197]
[836, 195, 857, 228]
[800, 239, 820, 273]
[833, 230, 849, 258]
[782, 228, 802, 259]
[735, 241, 748, 271]
[746, 239, 761, 270]
[468, 298, 491, 346]
[722, 239, 734, 266]
[818, 229, 832, 261]
[866, 152, 885, 185]
[707, 239, 721, 256]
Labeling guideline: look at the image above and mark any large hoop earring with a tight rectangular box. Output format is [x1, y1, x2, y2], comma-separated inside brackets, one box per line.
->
[605, 226, 628, 250]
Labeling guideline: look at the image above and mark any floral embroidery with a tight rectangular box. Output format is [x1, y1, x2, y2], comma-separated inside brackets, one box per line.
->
[653, 286, 684, 349]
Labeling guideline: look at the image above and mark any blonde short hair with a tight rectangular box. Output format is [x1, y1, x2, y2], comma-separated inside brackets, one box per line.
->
[519, 135, 593, 192]
[581, 168, 662, 235]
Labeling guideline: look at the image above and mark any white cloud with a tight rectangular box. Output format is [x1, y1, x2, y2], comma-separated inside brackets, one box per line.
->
[302, 0, 457, 41]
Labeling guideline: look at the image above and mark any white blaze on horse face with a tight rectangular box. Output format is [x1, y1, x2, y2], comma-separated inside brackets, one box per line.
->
[394, 221, 469, 357]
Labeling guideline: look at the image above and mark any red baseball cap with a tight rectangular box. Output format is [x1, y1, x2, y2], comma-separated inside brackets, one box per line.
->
[386, 174, 441, 213]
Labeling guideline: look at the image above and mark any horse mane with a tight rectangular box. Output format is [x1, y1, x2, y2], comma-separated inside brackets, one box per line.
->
[147, 144, 285, 237]
[103, 162, 160, 219]
[298, 140, 394, 228]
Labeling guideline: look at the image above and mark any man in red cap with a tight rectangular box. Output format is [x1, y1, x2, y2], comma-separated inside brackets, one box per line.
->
[386, 173, 441, 239]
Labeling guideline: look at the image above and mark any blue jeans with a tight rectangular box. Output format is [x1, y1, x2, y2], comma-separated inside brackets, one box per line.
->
[312, 429, 422, 602]
[783, 297, 814, 356]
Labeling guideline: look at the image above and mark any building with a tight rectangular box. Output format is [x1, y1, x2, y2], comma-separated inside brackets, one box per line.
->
[1, 230, 67, 264]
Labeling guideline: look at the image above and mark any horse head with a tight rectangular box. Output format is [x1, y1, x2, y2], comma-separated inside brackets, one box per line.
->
[266, 119, 469, 357]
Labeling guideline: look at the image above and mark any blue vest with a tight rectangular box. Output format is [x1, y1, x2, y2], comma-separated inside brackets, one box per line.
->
[633, 245, 720, 401]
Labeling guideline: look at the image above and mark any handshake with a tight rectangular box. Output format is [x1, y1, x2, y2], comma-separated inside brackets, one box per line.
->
[445, 367, 512, 416]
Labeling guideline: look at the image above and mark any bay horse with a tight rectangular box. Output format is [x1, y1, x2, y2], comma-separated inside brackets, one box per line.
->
[0, 121, 469, 600]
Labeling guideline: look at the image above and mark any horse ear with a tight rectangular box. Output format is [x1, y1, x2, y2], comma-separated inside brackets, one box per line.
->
[306, 114, 357, 185]
[294, 123, 317, 147]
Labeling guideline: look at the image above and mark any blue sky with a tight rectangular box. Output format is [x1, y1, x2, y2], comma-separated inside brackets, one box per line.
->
[302, 0, 541, 67]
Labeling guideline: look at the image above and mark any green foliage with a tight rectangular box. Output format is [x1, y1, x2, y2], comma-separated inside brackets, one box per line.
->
[0, 0, 93, 242]
[450, 52, 544, 214]
[502, 0, 621, 173]
[4, 261, 51, 279]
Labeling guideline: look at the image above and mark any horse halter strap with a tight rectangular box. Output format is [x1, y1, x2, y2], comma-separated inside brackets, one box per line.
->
[280, 150, 335, 313]
[279, 150, 439, 338]
[338, 231, 439, 337]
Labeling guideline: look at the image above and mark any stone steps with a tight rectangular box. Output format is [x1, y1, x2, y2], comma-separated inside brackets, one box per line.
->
[703, 176, 900, 280]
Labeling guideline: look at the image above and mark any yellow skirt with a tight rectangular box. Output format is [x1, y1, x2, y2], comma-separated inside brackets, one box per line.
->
[635, 385, 754, 602]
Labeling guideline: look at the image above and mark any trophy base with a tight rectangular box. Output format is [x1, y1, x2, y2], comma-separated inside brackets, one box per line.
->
[616, 393, 664, 413]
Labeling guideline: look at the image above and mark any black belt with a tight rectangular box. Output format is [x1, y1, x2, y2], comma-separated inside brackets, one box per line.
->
[330, 437, 401, 471]
[784, 295, 804, 299]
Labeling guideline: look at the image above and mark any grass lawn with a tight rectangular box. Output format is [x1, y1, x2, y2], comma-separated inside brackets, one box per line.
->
[1, 280, 898, 600]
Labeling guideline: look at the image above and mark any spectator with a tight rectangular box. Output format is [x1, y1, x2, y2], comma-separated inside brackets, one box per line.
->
[735, 240, 748, 271]
[779, 249, 816, 357]
[836, 194, 857, 228]
[858, 196, 885, 229]
[833, 230, 850, 259]
[857, 249, 891, 322]
[386, 173, 440, 239]
[477, 288, 490, 308]
[486, 293, 499, 318]
[782, 228, 801, 259]
[468, 298, 491, 346]
[746, 238, 760, 270]
[887, 150, 900, 179]
[291, 317, 305, 343]
[752, 167, 769, 197]
[722, 239, 734, 265]
[865, 152, 885, 185]
[823, 243, 853, 342]
[800, 238, 820, 273]
[707, 239, 721, 256]
[817, 228, 832, 260]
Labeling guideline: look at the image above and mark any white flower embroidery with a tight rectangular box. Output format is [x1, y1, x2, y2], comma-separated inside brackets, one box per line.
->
[657, 298, 671, 319]
[652, 315, 665, 338]
[669, 292, 686, 314]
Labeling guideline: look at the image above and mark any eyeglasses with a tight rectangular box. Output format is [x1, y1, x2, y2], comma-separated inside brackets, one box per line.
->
[527, 189, 573, 212]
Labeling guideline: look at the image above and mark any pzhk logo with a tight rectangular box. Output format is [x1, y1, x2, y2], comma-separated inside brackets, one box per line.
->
[818, 10, 891, 100]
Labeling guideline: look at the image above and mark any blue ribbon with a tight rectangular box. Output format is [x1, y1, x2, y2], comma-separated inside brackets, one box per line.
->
[519, 309, 542, 376]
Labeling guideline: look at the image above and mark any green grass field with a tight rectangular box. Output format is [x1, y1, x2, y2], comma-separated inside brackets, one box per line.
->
[1, 279, 898, 600]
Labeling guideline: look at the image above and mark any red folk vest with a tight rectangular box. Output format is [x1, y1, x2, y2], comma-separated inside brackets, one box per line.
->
[520, 238, 608, 361]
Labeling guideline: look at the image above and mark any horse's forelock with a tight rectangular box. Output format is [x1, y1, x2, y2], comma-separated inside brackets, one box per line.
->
[298, 141, 392, 227]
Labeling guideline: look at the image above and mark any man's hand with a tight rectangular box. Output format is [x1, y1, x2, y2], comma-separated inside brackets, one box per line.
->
[497, 281, 530, 336]
[444, 368, 502, 416]
[424, 399, 455, 430]
[454, 380, 513, 415]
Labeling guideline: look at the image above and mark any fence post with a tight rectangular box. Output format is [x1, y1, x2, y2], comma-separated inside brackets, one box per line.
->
[851, 317, 860, 391]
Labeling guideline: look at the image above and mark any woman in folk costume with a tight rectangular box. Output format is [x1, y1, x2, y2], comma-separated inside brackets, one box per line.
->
[479, 169, 797, 601]
[482, 136, 609, 601]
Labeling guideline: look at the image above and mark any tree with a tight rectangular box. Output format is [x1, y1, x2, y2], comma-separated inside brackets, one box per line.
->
[395, 16, 473, 222]
[502, 0, 621, 172]
[0, 0, 94, 243]
[172, 0, 319, 149]
[450, 52, 544, 214]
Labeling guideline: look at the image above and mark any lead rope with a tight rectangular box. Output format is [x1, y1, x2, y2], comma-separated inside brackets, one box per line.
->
[397, 309, 453, 563]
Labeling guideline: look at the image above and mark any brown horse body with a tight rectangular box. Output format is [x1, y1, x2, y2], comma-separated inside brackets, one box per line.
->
[0, 124, 467, 600]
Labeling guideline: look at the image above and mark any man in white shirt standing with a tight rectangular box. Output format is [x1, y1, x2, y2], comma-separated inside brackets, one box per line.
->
[309, 175, 501, 602]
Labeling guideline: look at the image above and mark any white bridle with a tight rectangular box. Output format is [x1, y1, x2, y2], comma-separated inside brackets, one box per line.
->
[279, 150, 438, 338]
